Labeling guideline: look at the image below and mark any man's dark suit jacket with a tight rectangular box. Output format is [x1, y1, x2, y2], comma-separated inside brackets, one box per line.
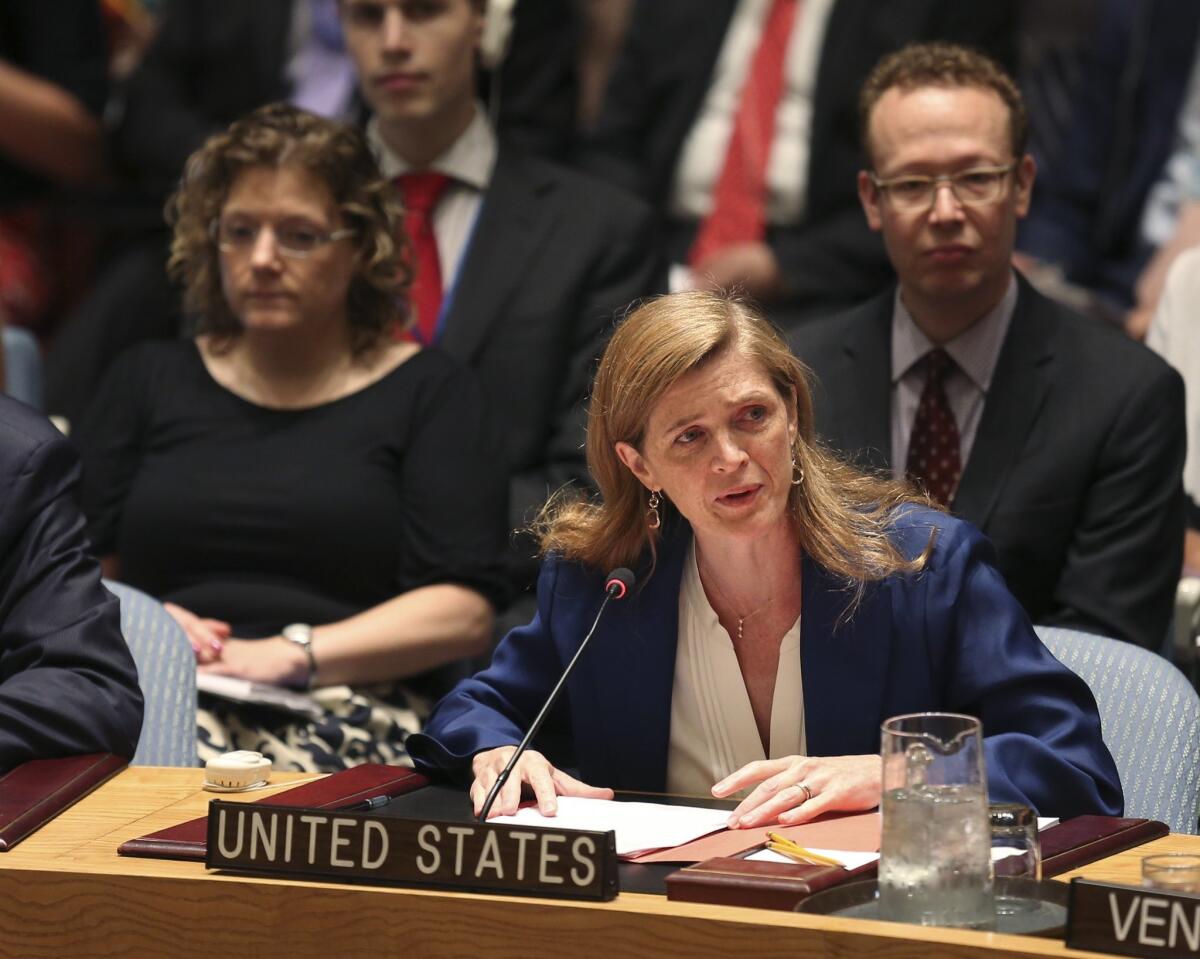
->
[0, 398, 143, 771]
[1018, 0, 1200, 310]
[0, 0, 107, 210]
[436, 146, 661, 566]
[789, 279, 1186, 650]
[580, 0, 1015, 320]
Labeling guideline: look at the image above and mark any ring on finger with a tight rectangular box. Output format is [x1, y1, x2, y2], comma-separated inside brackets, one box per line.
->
[794, 782, 813, 804]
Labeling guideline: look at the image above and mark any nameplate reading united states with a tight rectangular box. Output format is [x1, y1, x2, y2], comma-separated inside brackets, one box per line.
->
[1068, 878, 1200, 958]
[204, 801, 619, 900]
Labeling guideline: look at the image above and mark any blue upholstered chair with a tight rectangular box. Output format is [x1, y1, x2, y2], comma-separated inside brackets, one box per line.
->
[1036, 625, 1200, 834]
[104, 580, 198, 766]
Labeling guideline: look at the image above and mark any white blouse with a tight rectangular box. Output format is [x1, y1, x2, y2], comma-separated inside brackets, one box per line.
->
[666, 540, 805, 797]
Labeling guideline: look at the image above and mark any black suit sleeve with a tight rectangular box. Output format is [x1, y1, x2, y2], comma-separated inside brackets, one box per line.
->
[114, 2, 219, 187]
[1045, 363, 1186, 650]
[0, 418, 143, 770]
[487, 0, 579, 161]
[114, 1, 290, 191]
[574, 0, 668, 200]
[770, 208, 896, 316]
[508, 197, 662, 531]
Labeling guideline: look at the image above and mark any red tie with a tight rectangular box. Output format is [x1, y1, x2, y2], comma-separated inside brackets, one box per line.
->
[395, 172, 451, 344]
[906, 349, 962, 507]
[689, 0, 800, 269]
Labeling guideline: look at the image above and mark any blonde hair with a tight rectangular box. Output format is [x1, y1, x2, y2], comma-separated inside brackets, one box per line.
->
[167, 103, 409, 354]
[536, 291, 934, 601]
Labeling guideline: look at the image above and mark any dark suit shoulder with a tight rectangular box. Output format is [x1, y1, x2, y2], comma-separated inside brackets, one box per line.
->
[789, 290, 892, 359]
[0, 397, 67, 461]
[495, 146, 655, 228]
[1026, 288, 1180, 393]
[0, 399, 80, 550]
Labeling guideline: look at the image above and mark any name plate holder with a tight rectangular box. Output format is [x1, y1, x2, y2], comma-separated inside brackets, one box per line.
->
[205, 801, 619, 901]
[1068, 878, 1200, 957]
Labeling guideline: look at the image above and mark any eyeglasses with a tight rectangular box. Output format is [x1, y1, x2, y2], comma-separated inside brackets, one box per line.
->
[869, 164, 1016, 213]
[211, 218, 356, 258]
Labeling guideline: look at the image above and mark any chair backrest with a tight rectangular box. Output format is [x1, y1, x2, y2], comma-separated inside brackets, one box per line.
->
[104, 580, 198, 766]
[1036, 625, 1200, 834]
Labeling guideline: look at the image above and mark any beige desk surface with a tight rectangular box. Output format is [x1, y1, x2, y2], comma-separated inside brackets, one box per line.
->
[0, 766, 1193, 959]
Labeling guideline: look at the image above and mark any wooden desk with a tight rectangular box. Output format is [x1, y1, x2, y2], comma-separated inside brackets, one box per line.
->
[0, 767, 1193, 959]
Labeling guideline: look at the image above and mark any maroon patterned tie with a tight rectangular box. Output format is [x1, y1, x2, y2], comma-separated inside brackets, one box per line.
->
[905, 348, 962, 507]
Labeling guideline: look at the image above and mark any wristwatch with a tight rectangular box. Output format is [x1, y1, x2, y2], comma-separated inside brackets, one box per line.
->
[281, 623, 317, 689]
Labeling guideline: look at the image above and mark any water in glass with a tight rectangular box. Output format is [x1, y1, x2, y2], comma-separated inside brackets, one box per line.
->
[878, 713, 995, 929]
[878, 781, 994, 927]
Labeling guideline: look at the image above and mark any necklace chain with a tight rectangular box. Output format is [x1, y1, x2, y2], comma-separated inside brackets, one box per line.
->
[697, 556, 773, 642]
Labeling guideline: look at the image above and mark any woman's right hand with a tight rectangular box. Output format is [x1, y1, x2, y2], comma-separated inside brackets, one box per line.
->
[163, 602, 232, 663]
[470, 746, 614, 819]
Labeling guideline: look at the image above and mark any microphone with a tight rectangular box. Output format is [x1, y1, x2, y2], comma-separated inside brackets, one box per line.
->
[476, 567, 636, 822]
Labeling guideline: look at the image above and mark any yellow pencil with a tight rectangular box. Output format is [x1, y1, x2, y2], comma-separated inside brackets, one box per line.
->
[765, 832, 843, 867]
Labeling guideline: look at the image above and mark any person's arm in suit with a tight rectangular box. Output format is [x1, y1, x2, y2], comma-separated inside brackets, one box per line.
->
[113, 1, 219, 188]
[0, 408, 143, 770]
[507, 192, 663, 531]
[575, 0, 691, 201]
[1016, 0, 1132, 276]
[487, 0, 579, 162]
[770, 209, 896, 316]
[115, 1, 290, 192]
[1043, 358, 1186, 651]
[0, 0, 106, 187]
[408, 553, 581, 783]
[909, 516, 1124, 818]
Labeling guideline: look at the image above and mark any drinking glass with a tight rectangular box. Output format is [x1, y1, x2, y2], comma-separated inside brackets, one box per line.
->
[1142, 854, 1200, 893]
[878, 712, 995, 929]
[990, 804, 1041, 880]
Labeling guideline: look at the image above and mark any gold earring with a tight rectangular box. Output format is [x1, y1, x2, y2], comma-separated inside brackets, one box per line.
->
[791, 457, 804, 486]
[647, 490, 661, 530]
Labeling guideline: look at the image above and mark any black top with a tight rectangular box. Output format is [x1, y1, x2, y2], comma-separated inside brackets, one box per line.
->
[77, 341, 510, 636]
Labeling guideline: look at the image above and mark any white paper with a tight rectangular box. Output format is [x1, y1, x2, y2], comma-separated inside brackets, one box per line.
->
[747, 817, 1059, 870]
[668, 262, 697, 293]
[197, 673, 324, 720]
[489, 796, 729, 858]
[747, 847, 880, 870]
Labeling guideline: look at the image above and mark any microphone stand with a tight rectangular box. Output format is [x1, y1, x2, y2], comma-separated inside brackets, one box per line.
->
[476, 580, 626, 823]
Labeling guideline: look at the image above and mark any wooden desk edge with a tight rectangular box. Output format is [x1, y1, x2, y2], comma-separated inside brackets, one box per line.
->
[0, 766, 1190, 959]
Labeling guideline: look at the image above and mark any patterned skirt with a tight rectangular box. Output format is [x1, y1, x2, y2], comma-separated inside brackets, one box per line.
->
[197, 683, 427, 772]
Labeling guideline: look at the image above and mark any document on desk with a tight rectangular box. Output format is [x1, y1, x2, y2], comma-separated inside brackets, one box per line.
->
[744, 816, 1060, 869]
[489, 797, 730, 858]
[196, 673, 324, 720]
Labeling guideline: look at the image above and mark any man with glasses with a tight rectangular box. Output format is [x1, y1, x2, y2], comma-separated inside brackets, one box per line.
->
[791, 43, 1185, 651]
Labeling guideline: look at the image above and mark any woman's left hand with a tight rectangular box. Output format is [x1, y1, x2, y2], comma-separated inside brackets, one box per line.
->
[712, 754, 882, 828]
[197, 637, 310, 688]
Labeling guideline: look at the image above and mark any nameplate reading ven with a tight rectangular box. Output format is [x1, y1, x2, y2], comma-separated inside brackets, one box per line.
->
[204, 801, 619, 901]
[1068, 878, 1200, 958]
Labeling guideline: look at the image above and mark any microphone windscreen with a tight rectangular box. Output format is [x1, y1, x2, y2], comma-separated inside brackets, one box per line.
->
[605, 567, 636, 599]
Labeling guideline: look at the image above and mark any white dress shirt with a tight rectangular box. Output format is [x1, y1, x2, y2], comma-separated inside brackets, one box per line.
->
[666, 539, 804, 797]
[367, 105, 497, 294]
[890, 275, 1018, 480]
[669, 0, 836, 227]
